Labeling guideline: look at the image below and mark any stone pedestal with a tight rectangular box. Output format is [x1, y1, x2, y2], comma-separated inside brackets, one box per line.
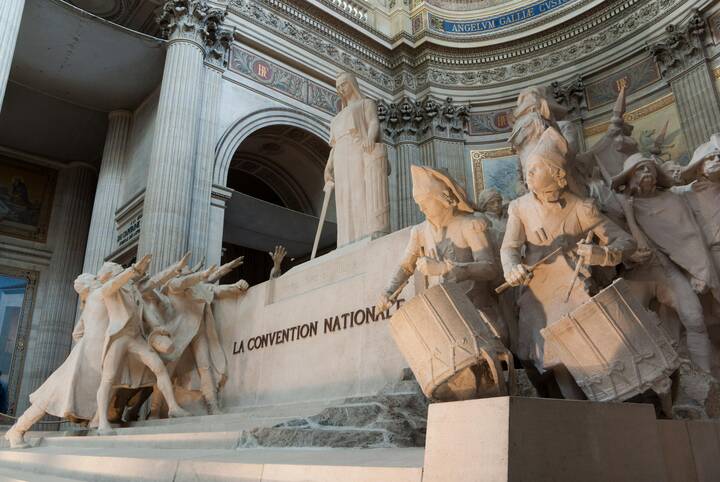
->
[83, 110, 132, 274]
[0, 0, 24, 111]
[17, 164, 96, 412]
[423, 397, 668, 482]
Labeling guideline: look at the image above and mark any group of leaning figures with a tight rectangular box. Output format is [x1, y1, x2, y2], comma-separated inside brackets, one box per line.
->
[377, 85, 720, 406]
[3, 252, 265, 448]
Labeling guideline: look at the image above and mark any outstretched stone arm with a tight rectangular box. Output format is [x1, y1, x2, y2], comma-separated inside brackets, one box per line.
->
[138, 252, 191, 293]
[207, 256, 243, 284]
[212, 280, 250, 299]
[166, 266, 215, 293]
[382, 227, 422, 296]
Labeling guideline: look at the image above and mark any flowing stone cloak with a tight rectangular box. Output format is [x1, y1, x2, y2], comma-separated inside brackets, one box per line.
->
[682, 182, 720, 302]
[29, 293, 109, 421]
[329, 98, 389, 246]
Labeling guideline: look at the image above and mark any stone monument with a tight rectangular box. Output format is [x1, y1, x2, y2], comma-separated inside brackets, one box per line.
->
[323, 71, 390, 246]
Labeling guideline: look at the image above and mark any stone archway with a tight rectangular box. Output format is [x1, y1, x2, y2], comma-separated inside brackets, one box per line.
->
[213, 110, 336, 286]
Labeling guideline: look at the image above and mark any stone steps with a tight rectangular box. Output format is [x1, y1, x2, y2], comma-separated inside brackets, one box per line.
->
[0, 466, 83, 482]
[0, 446, 424, 482]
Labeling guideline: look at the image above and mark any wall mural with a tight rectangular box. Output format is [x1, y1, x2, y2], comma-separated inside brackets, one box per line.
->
[0, 156, 57, 243]
[584, 94, 690, 165]
[228, 46, 341, 115]
[470, 148, 524, 202]
[584, 57, 661, 110]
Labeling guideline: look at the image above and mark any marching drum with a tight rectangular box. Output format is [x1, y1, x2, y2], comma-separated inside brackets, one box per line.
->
[389, 283, 514, 401]
[541, 278, 680, 402]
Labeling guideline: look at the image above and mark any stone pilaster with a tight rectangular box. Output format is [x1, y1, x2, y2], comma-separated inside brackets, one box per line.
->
[379, 95, 469, 229]
[188, 27, 232, 265]
[0, 0, 24, 111]
[17, 164, 96, 413]
[206, 184, 233, 267]
[138, 0, 229, 271]
[83, 111, 132, 274]
[650, 10, 720, 149]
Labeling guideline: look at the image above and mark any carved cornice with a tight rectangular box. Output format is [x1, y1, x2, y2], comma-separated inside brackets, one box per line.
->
[649, 10, 707, 80]
[378, 96, 469, 141]
[228, 0, 689, 91]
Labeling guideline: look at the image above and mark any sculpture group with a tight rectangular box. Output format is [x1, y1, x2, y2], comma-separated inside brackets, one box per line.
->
[6, 72, 720, 448]
[5, 254, 249, 448]
[379, 84, 720, 411]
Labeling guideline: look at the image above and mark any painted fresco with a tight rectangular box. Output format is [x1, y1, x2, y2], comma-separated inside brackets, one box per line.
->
[0, 156, 56, 242]
[471, 150, 524, 202]
[584, 95, 690, 165]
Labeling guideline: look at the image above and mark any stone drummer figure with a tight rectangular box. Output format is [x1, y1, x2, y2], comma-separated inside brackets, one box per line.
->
[378, 165, 506, 345]
[501, 127, 636, 399]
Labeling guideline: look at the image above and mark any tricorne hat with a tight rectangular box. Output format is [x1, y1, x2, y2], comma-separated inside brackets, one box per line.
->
[525, 126, 569, 171]
[680, 133, 720, 183]
[411, 165, 475, 213]
[611, 152, 676, 190]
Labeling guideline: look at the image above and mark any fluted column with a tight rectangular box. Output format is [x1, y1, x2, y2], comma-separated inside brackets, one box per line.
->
[650, 10, 720, 150]
[17, 164, 96, 412]
[137, 1, 228, 271]
[0, 0, 24, 111]
[188, 33, 231, 264]
[83, 111, 132, 274]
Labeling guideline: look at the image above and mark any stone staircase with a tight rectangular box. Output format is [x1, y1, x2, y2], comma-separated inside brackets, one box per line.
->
[0, 376, 428, 481]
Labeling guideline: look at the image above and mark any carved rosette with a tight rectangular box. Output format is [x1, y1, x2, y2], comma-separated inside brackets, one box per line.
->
[378, 96, 469, 141]
[649, 10, 707, 80]
[158, 0, 233, 65]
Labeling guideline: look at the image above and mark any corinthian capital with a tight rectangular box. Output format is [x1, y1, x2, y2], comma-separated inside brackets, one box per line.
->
[158, 0, 229, 55]
[649, 10, 707, 80]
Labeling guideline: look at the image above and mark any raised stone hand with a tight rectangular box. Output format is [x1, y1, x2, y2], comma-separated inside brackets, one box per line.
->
[576, 242, 608, 266]
[173, 251, 192, 275]
[269, 245, 286, 269]
[506, 263, 532, 287]
[234, 279, 250, 291]
[133, 254, 152, 276]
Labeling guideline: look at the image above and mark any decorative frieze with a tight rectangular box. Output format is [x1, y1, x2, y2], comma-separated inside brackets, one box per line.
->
[228, 45, 341, 114]
[378, 96, 469, 140]
[649, 10, 706, 80]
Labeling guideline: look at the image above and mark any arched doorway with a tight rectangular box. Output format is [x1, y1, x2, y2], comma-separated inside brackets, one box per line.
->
[220, 125, 336, 286]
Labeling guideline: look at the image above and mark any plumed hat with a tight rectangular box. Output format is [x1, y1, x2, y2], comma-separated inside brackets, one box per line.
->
[526, 127, 569, 171]
[680, 134, 720, 183]
[611, 153, 676, 190]
[411, 165, 475, 213]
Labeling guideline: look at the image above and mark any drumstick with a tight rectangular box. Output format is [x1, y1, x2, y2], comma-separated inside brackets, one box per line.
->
[377, 279, 409, 313]
[564, 231, 594, 302]
[494, 247, 562, 294]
